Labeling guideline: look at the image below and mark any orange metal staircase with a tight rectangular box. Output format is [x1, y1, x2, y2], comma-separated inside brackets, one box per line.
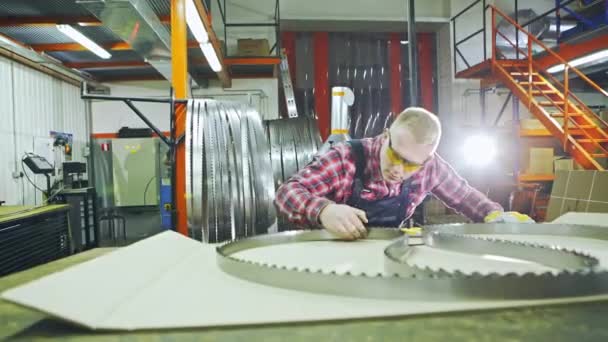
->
[488, 6, 608, 170]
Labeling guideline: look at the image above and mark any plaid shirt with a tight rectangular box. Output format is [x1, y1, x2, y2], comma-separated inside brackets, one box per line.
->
[275, 135, 503, 226]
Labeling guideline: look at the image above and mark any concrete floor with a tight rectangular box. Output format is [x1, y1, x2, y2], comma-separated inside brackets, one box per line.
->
[98, 207, 165, 247]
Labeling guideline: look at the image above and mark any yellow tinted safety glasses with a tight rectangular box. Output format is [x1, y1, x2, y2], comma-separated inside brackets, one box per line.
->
[386, 133, 423, 172]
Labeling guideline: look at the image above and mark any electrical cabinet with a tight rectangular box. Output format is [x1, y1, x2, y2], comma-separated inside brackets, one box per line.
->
[111, 138, 159, 207]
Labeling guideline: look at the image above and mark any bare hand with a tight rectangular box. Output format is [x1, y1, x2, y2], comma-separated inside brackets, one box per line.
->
[319, 204, 368, 240]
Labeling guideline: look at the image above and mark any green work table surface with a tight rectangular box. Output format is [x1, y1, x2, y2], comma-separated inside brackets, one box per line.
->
[2, 248, 608, 341]
[0, 205, 69, 224]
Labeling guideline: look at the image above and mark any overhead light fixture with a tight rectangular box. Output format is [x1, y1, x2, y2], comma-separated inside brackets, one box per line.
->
[185, 0, 209, 43]
[400, 40, 409, 45]
[549, 23, 577, 31]
[201, 42, 222, 72]
[547, 49, 608, 73]
[185, 0, 222, 72]
[56, 24, 111, 59]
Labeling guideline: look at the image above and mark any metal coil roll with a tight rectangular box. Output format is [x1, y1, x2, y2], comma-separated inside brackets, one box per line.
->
[264, 116, 322, 230]
[186, 99, 276, 243]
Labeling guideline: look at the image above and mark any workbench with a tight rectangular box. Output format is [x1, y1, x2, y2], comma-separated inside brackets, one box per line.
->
[1, 248, 608, 341]
[0, 205, 71, 277]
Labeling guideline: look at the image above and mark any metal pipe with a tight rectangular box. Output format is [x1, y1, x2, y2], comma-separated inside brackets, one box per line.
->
[276, 0, 281, 56]
[170, 87, 176, 230]
[515, 0, 519, 59]
[81, 85, 186, 104]
[482, 0, 487, 61]
[407, 0, 418, 106]
[455, 48, 471, 68]
[493, 92, 512, 126]
[455, 28, 484, 46]
[123, 100, 172, 147]
[453, 19, 457, 74]
[216, 0, 226, 22]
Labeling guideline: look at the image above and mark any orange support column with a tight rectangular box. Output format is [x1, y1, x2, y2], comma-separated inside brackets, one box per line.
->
[171, 0, 189, 236]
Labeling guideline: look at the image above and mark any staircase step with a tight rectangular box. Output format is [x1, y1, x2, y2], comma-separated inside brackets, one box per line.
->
[510, 72, 540, 76]
[520, 81, 548, 85]
[550, 113, 583, 117]
[591, 154, 608, 158]
[579, 139, 608, 143]
[539, 101, 565, 106]
[531, 90, 559, 94]
[567, 124, 597, 129]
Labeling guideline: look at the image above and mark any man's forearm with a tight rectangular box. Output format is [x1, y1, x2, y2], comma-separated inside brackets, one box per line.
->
[275, 181, 334, 225]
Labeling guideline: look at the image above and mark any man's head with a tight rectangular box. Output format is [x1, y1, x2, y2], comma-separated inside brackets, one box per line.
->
[379, 107, 441, 183]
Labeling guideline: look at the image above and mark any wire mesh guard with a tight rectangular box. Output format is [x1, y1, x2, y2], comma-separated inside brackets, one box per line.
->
[186, 99, 276, 243]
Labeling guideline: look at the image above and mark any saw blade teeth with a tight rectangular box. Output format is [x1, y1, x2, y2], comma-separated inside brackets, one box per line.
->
[217, 226, 608, 300]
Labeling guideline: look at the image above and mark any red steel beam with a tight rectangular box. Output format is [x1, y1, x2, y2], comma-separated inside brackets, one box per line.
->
[389, 33, 403, 116]
[64, 60, 149, 69]
[31, 41, 199, 52]
[535, 34, 608, 70]
[313, 32, 330, 141]
[32, 42, 132, 52]
[0, 15, 171, 27]
[281, 32, 297, 83]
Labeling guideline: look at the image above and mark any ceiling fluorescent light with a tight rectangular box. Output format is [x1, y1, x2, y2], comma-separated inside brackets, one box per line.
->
[547, 49, 608, 73]
[400, 40, 409, 45]
[201, 42, 222, 72]
[186, 0, 209, 43]
[56, 24, 111, 59]
[549, 24, 577, 31]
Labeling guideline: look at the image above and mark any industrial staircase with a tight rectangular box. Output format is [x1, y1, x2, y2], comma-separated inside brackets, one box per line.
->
[489, 6, 608, 170]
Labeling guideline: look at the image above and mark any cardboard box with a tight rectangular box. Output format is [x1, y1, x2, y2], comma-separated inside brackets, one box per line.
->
[546, 170, 608, 221]
[554, 158, 574, 171]
[527, 147, 554, 174]
[237, 39, 270, 56]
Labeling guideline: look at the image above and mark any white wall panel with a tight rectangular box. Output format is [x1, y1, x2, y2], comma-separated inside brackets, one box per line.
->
[0, 57, 18, 205]
[0, 56, 89, 206]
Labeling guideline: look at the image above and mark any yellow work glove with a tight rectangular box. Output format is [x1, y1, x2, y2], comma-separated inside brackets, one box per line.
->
[484, 211, 535, 224]
[400, 227, 422, 236]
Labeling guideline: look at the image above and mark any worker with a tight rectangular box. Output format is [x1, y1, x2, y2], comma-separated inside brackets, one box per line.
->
[275, 107, 533, 240]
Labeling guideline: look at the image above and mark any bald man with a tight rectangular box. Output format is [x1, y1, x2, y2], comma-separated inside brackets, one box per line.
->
[275, 107, 533, 240]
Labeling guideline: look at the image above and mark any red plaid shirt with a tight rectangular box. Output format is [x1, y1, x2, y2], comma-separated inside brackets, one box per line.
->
[275, 135, 502, 226]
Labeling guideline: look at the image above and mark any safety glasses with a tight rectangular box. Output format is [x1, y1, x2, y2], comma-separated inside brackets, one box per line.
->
[386, 132, 423, 172]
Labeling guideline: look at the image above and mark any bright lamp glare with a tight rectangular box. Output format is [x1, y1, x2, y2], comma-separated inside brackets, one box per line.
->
[463, 134, 497, 167]
[186, 0, 209, 43]
[56, 24, 111, 59]
[547, 49, 608, 73]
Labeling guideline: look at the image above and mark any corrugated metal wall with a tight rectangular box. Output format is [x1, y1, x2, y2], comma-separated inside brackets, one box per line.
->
[0, 56, 88, 206]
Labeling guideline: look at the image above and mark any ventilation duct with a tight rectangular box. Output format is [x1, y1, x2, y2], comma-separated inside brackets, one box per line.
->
[78, 0, 203, 86]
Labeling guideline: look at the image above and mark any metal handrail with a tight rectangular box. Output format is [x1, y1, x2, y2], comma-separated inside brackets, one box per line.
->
[502, 62, 608, 155]
[491, 5, 608, 98]
[494, 26, 608, 132]
[491, 4, 608, 158]
[451, 0, 487, 72]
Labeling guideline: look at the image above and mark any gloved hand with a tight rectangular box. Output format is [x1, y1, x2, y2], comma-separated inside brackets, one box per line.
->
[319, 204, 368, 240]
[484, 210, 535, 224]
